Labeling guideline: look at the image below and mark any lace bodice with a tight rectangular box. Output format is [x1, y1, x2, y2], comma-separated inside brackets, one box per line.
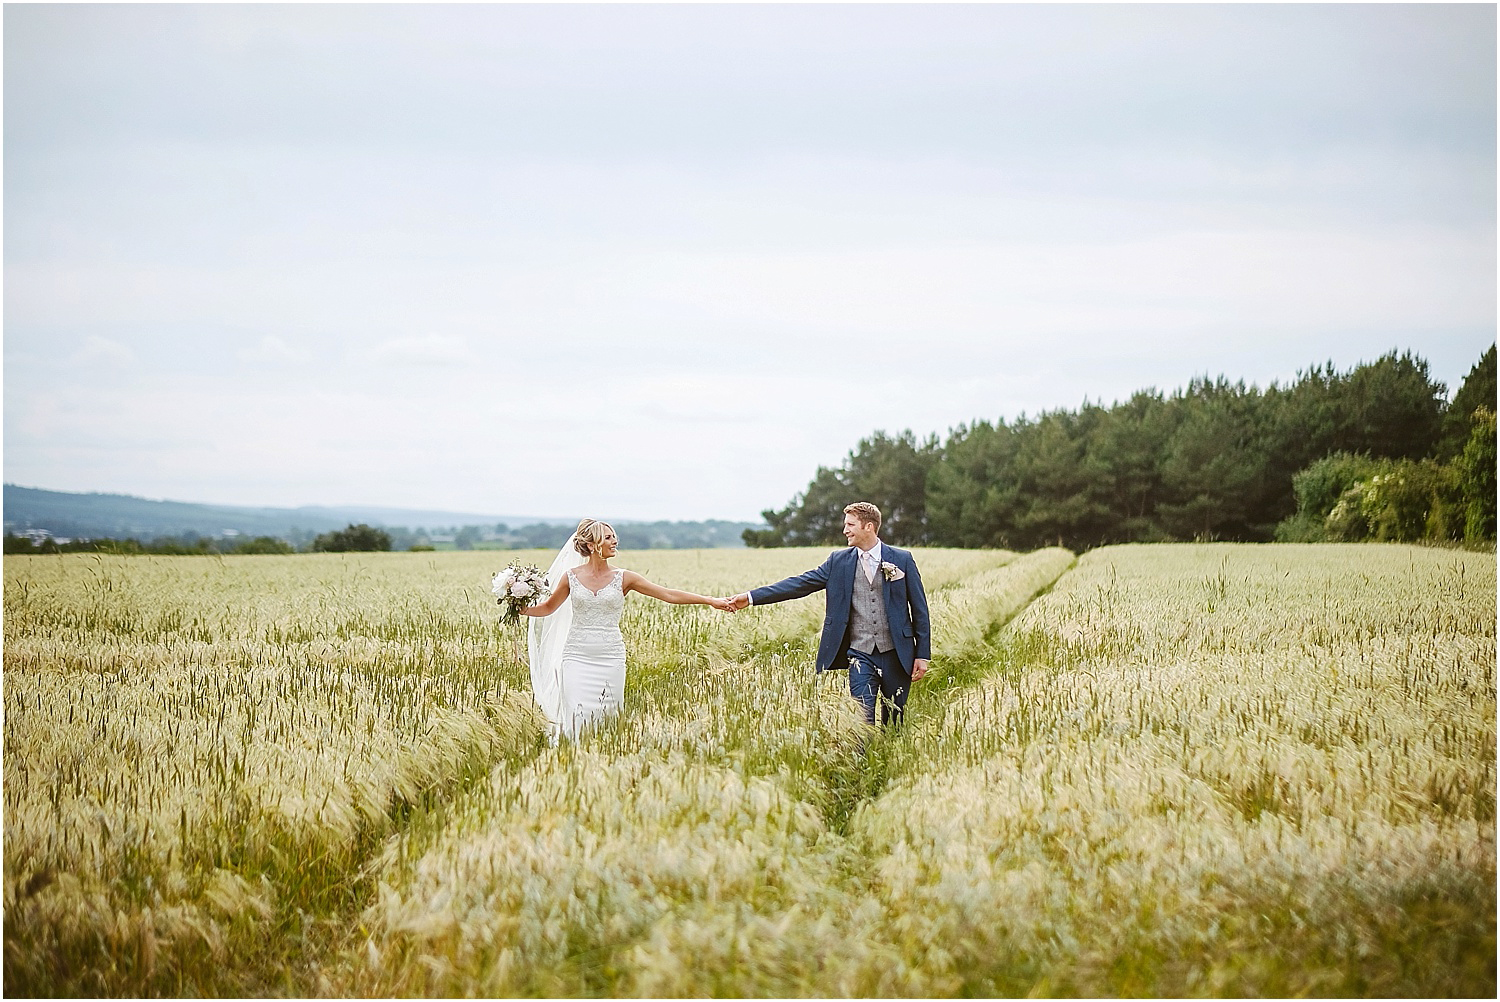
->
[566, 568, 626, 634]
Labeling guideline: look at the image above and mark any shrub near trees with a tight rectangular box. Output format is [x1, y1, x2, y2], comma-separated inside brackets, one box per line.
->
[1279, 405, 1497, 545]
[1457, 407, 1497, 540]
[1279, 349, 1496, 544]
[747, 347, 1497, 550]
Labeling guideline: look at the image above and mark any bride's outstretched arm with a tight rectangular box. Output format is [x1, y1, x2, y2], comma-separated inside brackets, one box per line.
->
[621, 571, 732, 609]
[520, 573, 570, 617]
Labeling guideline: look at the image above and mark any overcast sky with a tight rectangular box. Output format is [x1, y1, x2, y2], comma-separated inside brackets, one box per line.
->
[5, 4, 1495, 522]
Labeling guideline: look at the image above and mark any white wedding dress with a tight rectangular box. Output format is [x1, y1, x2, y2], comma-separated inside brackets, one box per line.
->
[528, 538, 627, 741]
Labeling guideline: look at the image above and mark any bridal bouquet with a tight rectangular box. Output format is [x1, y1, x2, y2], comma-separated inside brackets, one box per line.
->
[492, 563, 551, 624]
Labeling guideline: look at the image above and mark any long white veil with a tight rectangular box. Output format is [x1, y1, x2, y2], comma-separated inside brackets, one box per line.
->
[528, 533, 584, 741]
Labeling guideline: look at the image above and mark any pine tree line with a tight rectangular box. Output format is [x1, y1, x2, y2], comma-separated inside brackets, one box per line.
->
[746, 347, 1497, 550]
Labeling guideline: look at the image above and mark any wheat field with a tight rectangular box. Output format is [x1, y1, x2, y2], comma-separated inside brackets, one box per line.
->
[3, 543, 1493, 996]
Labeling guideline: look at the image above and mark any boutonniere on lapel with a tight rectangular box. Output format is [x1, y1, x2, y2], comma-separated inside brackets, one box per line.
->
[880, 561, 904, 581]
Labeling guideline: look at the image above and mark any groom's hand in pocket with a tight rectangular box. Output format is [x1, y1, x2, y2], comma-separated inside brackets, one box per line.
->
[912, 658, 930, 682]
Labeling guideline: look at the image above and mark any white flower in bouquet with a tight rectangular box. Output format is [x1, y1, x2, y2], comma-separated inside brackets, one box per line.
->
[492, 563, 550, 624]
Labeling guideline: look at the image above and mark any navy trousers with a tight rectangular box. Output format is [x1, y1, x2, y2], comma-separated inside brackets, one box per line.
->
[846, 647, 910, 726]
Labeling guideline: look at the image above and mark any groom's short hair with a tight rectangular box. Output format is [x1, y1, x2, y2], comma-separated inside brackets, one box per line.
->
[844, 502, 882, 531]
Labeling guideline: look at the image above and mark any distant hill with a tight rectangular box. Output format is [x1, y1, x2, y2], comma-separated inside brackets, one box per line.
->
[2, 485, 759, 549]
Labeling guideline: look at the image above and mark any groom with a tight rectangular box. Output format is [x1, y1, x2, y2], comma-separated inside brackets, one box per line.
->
[729, 502, 931, 726]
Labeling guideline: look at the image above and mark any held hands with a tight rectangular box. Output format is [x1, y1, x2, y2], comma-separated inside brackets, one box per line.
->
[707, 595, 925, 677]
[709, 593, 750, 613]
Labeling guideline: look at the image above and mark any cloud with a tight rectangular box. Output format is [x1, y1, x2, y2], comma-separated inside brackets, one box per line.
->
[631, 374, 768, 425]
[238, 334, 310, 366]
[68, 336, 136, 367]
[369, 334, 469, 366]
[4, 5, 1492, 518]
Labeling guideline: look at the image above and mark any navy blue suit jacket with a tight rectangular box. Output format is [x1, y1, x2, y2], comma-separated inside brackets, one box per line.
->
[749, 543, 931, 674]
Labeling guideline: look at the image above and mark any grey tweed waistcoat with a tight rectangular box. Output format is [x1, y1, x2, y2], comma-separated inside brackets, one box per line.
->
[848, 557, 894, 655]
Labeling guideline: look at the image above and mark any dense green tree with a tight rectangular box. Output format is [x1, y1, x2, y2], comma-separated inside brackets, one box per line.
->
[841, 430, 941, 545]
[745, 431, 939, 547]
[1155, 379, 1270, 540]
[1456, 407, 1497, 541]
[4, 533, 41, 554]
[743, 466, 847, 547]
[925, 420, 1021, 547]
[1258, 365, 1343, 526]
[1332, 350, 1445, 459]
[1439, 345, 1497, 460]
[1084, 391, 1178, 542]
[1007, 410, 1112, 549]
[311, 524, 392, 552]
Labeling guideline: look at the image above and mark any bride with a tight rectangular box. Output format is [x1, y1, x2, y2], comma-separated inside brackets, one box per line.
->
[520, 518, 731, 739]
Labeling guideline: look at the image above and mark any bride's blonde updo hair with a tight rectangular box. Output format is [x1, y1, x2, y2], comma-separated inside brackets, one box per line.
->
[573, 518, 615, 557]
